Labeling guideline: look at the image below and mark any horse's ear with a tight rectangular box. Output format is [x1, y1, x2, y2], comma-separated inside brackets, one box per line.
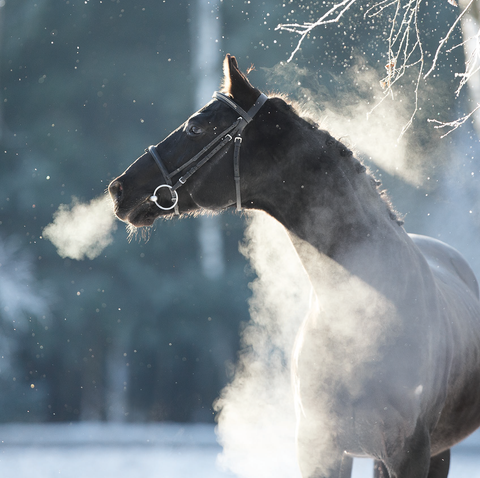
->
[221, 54, 259, 108]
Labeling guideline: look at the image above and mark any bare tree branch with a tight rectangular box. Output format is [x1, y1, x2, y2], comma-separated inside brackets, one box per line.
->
[424, 0, 475, 79]
[447, 25, 480, 97]
[276, 0, 480, 136]
[275, 0, 358, 62]
[427, 103, 480, 137]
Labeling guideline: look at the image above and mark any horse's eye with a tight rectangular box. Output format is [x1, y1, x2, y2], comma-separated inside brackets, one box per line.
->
[187, 124, 204, 136]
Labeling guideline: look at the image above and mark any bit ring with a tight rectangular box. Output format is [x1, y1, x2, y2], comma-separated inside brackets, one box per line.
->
[150, 184, 179, 211]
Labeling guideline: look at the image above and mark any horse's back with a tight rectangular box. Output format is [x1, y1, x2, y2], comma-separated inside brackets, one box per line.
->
[410, 233, 480, 451]
[410, 233, 479, 299]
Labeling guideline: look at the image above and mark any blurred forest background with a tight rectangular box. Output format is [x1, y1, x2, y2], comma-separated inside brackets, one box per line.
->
[0, 0, 479, 424]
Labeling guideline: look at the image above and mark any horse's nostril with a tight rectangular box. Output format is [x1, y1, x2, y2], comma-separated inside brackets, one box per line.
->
[109, 180, 123, 202]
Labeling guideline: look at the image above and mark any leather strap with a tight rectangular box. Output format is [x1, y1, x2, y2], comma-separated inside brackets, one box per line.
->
[213, 92, 268, 210]
[148, 145, 179, 215]
[148, 91, 268, 215]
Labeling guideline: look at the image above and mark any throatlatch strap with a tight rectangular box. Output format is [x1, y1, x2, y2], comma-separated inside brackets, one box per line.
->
[233, 137, 243, 211]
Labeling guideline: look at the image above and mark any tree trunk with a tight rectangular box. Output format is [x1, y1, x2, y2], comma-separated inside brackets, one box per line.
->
[191, 0, 225, 280]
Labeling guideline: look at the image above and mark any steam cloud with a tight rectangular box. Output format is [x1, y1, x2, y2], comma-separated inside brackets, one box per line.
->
[43, 195, 117, 260]
[262, 59, 440, 186]
[215, 211, 310, 478]
[215, 214, 396, 476]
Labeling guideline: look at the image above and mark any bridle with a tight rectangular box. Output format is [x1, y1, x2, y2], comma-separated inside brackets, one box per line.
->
[146, 91, 268, 215]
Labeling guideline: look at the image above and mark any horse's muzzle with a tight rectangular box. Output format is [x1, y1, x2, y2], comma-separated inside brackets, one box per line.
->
[108, 178, 123, 204]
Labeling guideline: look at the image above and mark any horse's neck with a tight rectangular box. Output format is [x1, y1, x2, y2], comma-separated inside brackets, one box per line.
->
[288, 228, 404, 294]
[275, 166, 417, 302]
[285, 218, 427, 342]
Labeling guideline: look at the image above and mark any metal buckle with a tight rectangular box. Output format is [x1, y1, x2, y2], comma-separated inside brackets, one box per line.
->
[150, 184, 179, 211]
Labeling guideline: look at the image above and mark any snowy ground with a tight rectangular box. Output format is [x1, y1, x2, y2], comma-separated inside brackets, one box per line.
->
[0, 422, 478, 478]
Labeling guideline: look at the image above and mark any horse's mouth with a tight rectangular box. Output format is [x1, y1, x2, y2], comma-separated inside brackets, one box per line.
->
[127, 209, 158, 227]
[114, 199, 162, 227]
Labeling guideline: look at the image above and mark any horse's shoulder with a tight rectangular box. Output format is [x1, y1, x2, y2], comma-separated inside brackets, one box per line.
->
[409, 233, 479, 299]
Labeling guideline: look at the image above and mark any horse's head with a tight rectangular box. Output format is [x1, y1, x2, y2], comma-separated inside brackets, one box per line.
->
[108, 54, 270, 227]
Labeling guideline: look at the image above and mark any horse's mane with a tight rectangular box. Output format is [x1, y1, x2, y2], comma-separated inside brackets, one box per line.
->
[277, 94, 404, 227]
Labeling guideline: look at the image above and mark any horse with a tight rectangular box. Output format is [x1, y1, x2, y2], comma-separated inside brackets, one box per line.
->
[108, 54, 480, 478]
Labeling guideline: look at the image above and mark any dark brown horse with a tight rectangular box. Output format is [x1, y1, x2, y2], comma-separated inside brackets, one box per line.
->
[108, 54, 480, 478]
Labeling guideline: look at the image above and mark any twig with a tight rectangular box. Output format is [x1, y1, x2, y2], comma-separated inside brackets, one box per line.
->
[277, 0, 479, 136]
[427, 103, 480, 137]
[276, 0, 358, 62]
[424, 0, 475, 79]
[452, 28, 480, 97]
